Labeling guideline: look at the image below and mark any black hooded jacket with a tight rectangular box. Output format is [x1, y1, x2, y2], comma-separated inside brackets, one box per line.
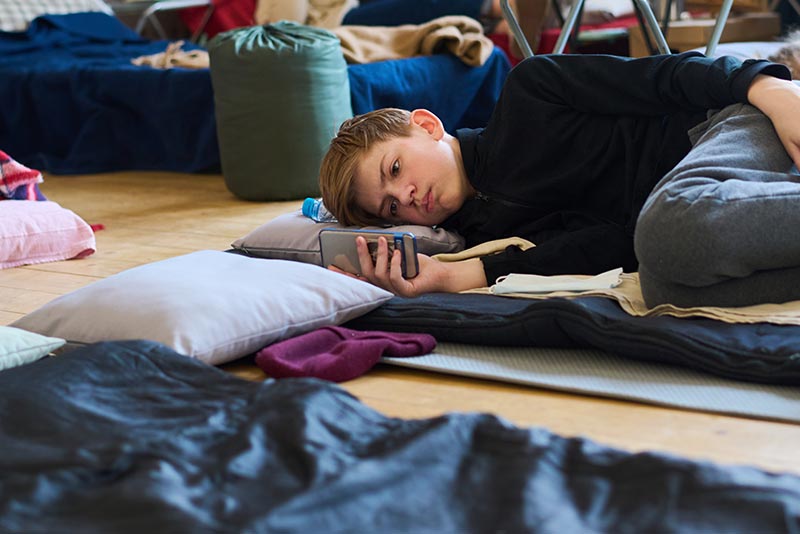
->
[444, 51, 790, 284]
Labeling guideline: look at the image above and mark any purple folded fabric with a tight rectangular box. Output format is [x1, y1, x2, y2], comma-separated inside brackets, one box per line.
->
[255, 326, 436, 382]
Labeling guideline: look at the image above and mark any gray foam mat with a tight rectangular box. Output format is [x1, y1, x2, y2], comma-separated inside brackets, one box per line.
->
[383, 343, 800, 423]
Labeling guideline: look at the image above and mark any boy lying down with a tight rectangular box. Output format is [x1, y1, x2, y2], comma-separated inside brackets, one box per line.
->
[318, 51, 800, 309]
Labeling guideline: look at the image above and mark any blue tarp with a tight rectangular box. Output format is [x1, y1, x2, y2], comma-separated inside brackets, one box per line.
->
[0, 13, 510, 174]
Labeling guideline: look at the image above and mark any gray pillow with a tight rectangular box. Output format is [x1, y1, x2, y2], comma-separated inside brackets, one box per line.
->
[232, 210, 465, 265]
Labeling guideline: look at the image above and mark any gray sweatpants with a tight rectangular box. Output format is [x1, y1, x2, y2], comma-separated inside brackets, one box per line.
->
[634, 103, 800, 308]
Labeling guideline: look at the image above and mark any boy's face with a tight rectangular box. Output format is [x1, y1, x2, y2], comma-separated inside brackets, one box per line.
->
[352, 115, 470, 227]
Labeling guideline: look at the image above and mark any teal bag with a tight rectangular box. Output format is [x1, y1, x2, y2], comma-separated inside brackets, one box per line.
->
[209, 21, 353, 201]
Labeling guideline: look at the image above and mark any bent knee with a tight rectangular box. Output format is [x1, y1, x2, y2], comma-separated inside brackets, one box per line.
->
[635, 190, 737, 287]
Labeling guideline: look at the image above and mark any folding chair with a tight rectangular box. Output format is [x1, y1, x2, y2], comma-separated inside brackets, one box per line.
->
[502, 0, 735, 57]
[134, 0, 215, 43]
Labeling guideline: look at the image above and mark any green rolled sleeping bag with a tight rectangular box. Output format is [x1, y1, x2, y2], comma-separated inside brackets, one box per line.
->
[208, 21, 353, 201]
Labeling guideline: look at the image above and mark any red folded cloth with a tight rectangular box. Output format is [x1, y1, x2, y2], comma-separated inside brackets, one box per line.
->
[0, 150, 43, 199]
[255, 326, 436, 382]
[180, 0, 256, 39]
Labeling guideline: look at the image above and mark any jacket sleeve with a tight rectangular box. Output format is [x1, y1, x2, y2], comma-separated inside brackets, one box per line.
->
[501, 52, 791, 117]
[479, 222, 638, 282]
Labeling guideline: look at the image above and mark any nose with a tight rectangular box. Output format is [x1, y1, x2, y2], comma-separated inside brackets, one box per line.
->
[390, 180, 417, 207]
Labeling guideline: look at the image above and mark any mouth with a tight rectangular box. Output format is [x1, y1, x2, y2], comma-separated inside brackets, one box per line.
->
[423, 190, 433, 213]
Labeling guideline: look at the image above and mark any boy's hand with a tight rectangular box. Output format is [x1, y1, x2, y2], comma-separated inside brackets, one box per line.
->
[747, 75, 800, 169]
[348, 236, 487, 296]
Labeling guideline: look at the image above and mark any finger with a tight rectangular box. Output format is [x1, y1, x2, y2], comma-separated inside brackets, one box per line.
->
[388, 249, 414, 294]
[354, 236, 397, 292]
[372, 237, 391, 280]
[355, 236, 376, 277]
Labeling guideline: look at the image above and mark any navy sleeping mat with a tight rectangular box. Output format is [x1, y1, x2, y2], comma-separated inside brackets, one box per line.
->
[2, 339, 800, 532]
[0, 13, 510, 174]
[343, 293, 800, 385]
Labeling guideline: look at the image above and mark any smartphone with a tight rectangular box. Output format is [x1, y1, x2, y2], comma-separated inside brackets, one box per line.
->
[319, 228, 419, 279]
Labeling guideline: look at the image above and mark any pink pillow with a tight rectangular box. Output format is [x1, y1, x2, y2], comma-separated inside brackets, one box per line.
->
[0, 200, 96, 269]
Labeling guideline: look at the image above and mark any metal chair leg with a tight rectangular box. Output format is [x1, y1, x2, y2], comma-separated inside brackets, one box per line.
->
[501, 0, 535, 58]
[630, 0, 672, 53]
[704, 0, 735, 56]
[135, 0, 214, 42]
[552, 0, 586, 53]
[503, 0, 674, 58]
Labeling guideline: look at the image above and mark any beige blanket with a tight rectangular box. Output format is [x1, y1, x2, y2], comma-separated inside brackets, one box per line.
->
[255, 0, 358, 29]
[435, 238, 800, 326]
[332, 15, 494, 67]
[131, 41, 209, 69]
[131, 15, 494, 69]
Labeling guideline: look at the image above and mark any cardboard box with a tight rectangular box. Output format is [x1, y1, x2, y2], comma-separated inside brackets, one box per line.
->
[628, 12, 781, 57]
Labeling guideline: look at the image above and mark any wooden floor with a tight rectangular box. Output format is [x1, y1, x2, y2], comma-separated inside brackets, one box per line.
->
[3, 171, 800, 476]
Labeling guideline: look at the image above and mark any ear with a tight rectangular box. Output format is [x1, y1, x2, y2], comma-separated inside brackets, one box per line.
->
[410, 109, 445, 140]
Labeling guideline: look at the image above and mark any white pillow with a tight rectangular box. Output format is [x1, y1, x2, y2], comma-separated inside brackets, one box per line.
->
[232, 210, 465, 265]
[0, 0, 112, 32]
[0, 325, 65, 371]
[12, 250, 393, 365]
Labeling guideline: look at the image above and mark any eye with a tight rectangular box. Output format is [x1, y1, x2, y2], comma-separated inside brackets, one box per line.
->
[389, 199, 398, 216]
[390, 159, 400, 177]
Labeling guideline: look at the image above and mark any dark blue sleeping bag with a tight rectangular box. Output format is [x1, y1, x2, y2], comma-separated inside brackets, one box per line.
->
[0, 13, 510, 174]
[1, 339, 799, 533]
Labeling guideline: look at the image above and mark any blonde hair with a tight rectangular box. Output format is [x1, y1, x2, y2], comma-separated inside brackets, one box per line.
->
[319, 108, 413, 227]
[768, 30, 800, 80]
